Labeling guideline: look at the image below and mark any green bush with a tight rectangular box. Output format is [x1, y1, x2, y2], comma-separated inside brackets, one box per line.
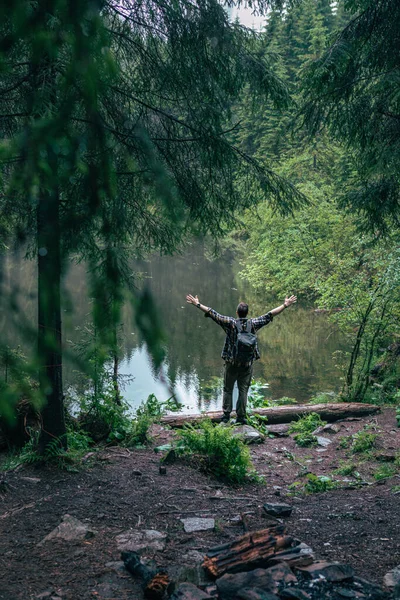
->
[308, 392, 340, 405]
[374, 464, 398, 481]
[289, 412, 326, 446]
[351, 431, 378, 454]
[335, 460, 359, 476]
[305, 474, 336, 493]
[176, 419, 253, 484]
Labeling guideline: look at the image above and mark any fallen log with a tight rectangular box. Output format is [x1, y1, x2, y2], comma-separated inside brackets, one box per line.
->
[202, 525, 294, 578]
[160, 403, 379, 428]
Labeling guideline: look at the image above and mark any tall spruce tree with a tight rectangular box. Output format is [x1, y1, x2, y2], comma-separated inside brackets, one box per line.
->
[0, 0, 302, 449]
[301, 0, 400, 232]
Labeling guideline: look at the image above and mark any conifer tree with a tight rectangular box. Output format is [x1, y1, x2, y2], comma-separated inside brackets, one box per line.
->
[0, 0, 301, 449]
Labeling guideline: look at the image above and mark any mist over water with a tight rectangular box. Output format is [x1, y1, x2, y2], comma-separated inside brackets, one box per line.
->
[1, 241, 348, 413]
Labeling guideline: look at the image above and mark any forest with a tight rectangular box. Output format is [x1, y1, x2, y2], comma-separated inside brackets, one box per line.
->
[0, 1, 399, 600]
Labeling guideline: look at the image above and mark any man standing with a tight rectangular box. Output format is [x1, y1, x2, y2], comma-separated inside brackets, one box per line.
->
[186, 294, 297, 424]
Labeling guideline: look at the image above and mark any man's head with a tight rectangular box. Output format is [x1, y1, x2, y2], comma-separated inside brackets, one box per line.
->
[236, 302, 249, 318]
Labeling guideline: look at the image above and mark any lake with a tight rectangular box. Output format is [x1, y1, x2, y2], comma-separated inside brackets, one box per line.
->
[0, 241, 348, 413]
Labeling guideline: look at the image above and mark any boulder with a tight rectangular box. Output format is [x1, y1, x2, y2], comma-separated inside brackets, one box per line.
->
[263, 503, 293, 518]
[216, 569, 275, 600]
[170, 582, 212, 599]
[383, 566, 400, 588]
[38, 514, 96, 545]
[116, 529, 167, 554]
[181, 518, 215, 533]
[296, 561, 354, 583]
[232, 425, 264, 444]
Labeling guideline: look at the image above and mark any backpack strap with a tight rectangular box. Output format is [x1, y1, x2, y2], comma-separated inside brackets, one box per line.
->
[235, 319, 253, 333]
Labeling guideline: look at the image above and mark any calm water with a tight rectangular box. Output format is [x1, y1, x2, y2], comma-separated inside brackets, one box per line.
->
[1, 242, 348, 413]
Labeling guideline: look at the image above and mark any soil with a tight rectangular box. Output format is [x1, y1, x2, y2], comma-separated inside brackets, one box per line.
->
[0, 407, 399, 600]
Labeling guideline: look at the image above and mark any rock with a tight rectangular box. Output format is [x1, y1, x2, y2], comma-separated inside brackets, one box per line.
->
[269, 543, 314, 568]
[105, 561, 126, 573]
[232, 425, 264, 444]
[312, 424, 340, 435]
[170, 582, 212, 599]
[266, 425, 290, 437]
[296, 561, 354, 583]
[38, 514, 96, 545]
[280, 589, 311, 600]
[159, 465, 167, 475]
[335, 588, 357, 598]
[236, 589, 279, 600]
[263, 503, 293, 518]
[264, 563, 297, 588]
[353, 577, 387, 599]
[316, 436, 332, 447]
[116, 529, 167, 554]
[383, 565, 400, 588]
[20, 476, 41, 483]
[394, 583, 400, 600]
[216, 569, 275, 600]
[181, 518, 215, 533]
[168, 563, 211, 589]
[132, 470, 143, 476]
[36, 593, 53, 599]
[181, 550, 206, 564]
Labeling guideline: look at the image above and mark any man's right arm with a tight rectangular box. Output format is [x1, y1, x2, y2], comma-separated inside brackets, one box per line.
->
[186, 294, 234, 329]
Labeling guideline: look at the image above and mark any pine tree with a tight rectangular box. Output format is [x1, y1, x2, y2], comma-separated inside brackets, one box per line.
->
[0, 0, 302, 448]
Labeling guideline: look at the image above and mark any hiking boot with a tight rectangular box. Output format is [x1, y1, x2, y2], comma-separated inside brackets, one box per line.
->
[236, 417, 248, 425]
[220, 414, 230, 424]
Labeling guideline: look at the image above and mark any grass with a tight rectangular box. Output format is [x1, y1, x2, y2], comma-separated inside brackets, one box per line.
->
[335, 460, 360, 477]
[351, 431, 378, 454]
[289, 412, 326, 447]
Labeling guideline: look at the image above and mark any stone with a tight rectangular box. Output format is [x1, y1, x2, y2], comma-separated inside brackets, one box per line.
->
[264, 563, 297, 588]
[312, 423, 340, 435]
[105, 561, 126, 573]
[216, 569, 275, 600]
[335, 588, 357, 598]
[280, 589, 311, 600]
[296, 561, 354, 583]
[38, 514, 96, 545]
[232, 425, 264, 444]
[353, 577, 387, 599]
[266, 424, 290, 437]
[116, 529, 167, 554]
[263, 502, 293, 518]
[168, 563, 211, 589]
[316, 436, 332, 447]
[21, 476, 41, 483]
[236, 589, 280, 600]
[170, 582, 212, 599]
[181, 518, 215, 533]
[383, 565, 400, 588]
[36, 593, 53, 599]
[181, 550, 206, 564]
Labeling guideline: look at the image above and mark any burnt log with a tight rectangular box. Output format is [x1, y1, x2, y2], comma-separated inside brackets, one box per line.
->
[160, 403, 379, 428]
[122, 551, 170, 600]
[202, 526, 293, 579]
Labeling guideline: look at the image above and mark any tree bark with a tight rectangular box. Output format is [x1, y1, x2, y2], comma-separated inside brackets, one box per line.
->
[37, 143, 66, 452]
[160, 403, 380, 428]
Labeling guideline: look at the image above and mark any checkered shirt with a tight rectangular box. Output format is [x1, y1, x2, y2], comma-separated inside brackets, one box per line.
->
[205, 308, 273, 364]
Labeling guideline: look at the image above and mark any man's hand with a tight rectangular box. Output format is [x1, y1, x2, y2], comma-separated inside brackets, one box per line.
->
[186, 294, 200, 306]
[284, 295, 297, 308]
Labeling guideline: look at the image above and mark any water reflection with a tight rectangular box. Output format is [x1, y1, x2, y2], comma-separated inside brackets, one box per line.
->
[1, 242, 348, 412]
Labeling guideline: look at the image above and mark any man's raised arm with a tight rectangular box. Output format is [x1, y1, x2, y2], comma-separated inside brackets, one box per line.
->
[269, 295, 297, 316]
[186, 293, 210, 313]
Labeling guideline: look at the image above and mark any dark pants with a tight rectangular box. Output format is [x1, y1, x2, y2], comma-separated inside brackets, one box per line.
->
[222, 361, 253, 419]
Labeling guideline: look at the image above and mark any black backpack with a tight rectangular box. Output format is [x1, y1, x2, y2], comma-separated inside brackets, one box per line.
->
[234, 319, 257, 363]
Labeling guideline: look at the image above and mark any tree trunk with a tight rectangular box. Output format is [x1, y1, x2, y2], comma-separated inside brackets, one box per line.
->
[160, 402, 380, 428]
[37, 148, 66, 452]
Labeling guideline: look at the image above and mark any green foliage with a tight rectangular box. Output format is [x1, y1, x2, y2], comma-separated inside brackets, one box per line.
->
[339, 436, 352, 450]
[176, 419, 253, 484]
[374, 465, 398, 481]
[334, 461, 359, 477]
[1, 428, 93, 472]
[289, 412, 326, 434]
[273, 396, 297, 406]
[248, 380, 270, 409]
[397, 405, 400, 428]
[304, 474, 336, 494]
[351, 431, 378, 455]
[293, 432, 318, 447]
[308, 392, 339, 405]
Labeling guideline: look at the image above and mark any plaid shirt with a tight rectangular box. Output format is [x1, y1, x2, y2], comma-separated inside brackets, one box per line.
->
[205, 308, 273, 364]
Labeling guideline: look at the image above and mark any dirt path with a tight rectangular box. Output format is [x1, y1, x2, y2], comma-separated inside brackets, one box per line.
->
[0, 408, 399, 600]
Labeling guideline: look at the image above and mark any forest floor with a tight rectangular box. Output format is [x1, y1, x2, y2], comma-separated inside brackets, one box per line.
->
[0, 407, 399, 600]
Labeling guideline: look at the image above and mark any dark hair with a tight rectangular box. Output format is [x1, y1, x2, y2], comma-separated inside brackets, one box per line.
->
[237, 302, 249, 318]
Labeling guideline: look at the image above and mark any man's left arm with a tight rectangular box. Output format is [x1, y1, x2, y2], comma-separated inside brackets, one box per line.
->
[269, 295, 297, 316]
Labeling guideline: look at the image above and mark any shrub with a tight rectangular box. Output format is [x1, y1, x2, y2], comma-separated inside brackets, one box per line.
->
[351, 431, 378, 454]
[308, 392, 340, 405]
[304, 474, 336, 493]
[374, 465, 398, 481]
[335, 461, 359, 476]
[289, 412, 326, 447]
[176, 419, 253, 484]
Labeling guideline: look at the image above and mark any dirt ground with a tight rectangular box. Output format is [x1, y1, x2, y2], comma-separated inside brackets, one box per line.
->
[0, 408, 399, 600]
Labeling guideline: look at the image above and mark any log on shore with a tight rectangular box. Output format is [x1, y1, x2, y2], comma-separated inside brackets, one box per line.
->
[160, 403, 380, 428]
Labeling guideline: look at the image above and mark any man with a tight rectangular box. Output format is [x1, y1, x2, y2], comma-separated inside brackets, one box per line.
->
[186, 294, 297, 424]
